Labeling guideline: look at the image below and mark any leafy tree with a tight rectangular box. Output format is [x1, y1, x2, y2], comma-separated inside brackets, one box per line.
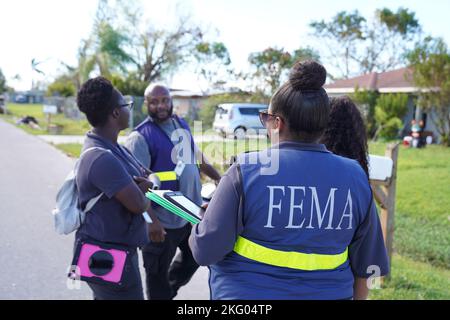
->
[358, 8, 421, 74]
[377, 7, 420, 35]
[407, 37, 450, 146]
[248, 47, 320, 95]
[61, 40, 96, 89]
[310, 11, 366, 79]
[98, 0, 207, 83]
[94, 22, 133, 75]
[110, 72, 147, 97]
[351, 88, 380, 138]
[311, 7, 421, 79]
[31, 58, 45, 90]
[60, 0, 231, 94]
[128, 17, 205, 83]
[46, 76, 76, 97]
[194, 41, 232, 93]
[0, 68, 6, 93]
[83, 1, 216, 86]
[373, 93, 409, 140]
[61, 0, 132, 89]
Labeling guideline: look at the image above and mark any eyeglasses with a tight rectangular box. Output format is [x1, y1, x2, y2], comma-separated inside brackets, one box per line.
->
[259, 109, 280, 127]
[148, 97, 171, 106]
[119, 101, 134, 110]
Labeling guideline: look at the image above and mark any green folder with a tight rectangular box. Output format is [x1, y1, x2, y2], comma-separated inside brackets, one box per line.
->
[145, 190, 201, 225]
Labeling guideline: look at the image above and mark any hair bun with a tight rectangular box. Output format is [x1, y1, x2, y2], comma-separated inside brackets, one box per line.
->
[289, 60, 327, 91]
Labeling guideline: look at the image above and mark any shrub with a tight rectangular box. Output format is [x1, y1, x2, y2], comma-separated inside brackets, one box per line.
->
[374, 93, 409, 140]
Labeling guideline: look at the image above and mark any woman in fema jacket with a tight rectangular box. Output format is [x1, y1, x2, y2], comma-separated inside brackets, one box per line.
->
[189, 61, 389, 300]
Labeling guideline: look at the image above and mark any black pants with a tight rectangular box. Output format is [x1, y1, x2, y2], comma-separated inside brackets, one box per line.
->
[87, 251, 145, 300]
[141, 223, 199, 300]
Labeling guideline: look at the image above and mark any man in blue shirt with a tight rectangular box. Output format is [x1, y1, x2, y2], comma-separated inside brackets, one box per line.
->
[125, 84, 221, 300]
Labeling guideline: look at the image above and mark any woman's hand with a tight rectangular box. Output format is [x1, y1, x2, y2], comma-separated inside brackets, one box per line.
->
[148, 218, 167, 243]
[133, 176, 153, 193]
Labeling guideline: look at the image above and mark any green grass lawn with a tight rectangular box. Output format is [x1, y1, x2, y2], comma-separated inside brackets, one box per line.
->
[52, 136, 450, 299]
[0, 103, 90, 135]
[54, 143, 84, 158]
[370, 144, 450, 270]
[370, 254, 450, 299]
[0, 103, 135, 136]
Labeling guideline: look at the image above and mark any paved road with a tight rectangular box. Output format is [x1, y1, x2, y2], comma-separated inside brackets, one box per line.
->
[0, 119, 209, 300]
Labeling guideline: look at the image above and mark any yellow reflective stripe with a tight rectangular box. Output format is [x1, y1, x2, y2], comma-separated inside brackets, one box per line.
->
[234, 236, 348, 271]
[155, 171, 177, 181]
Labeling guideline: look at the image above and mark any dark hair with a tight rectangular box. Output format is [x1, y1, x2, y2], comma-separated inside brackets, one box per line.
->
[77, 76, 115, 127]
[271, 60, 330, 141]
[321, 96, 369, 177]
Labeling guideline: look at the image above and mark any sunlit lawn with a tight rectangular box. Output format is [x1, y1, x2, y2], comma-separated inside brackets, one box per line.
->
[0, 103, 91, 135]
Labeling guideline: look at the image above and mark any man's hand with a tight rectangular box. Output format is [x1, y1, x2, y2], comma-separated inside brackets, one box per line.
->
[198, 152, 222, 182]
[353, 277, 369, 300]
[148, 218, 167, 243]
[133, 176, 153, 193]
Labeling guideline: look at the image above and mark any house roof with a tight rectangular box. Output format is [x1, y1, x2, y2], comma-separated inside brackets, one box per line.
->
[170, 89, 205, 98]
[325, 67, 418, 94]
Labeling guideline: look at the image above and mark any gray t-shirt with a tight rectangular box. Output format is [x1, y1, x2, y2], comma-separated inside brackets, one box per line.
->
[76, 132, 148, 247]
[125, 117, 202, 229]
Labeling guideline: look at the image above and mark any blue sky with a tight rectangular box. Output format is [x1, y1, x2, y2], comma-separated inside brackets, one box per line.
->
[1, 0, 449, 91]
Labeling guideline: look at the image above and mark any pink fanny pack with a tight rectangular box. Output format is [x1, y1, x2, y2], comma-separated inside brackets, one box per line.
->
[69, 239, 133, 287]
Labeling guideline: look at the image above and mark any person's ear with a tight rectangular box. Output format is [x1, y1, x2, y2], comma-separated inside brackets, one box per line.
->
[274, 116, 284, 132]
[111, 108, 120, 119]
[268, 117, 281, 143]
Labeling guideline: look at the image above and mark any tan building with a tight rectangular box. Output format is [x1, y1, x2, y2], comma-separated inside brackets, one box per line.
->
[171, 89, 207, 120]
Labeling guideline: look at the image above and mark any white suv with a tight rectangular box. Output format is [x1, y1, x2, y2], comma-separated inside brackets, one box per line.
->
[213, 103, 268, 139]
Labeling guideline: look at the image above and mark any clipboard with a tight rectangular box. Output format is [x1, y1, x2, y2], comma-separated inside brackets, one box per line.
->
[145, 190, 202, 224]
[163, 191, 203, 221]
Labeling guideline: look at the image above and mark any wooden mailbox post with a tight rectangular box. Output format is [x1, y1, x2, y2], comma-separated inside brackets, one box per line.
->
[43, 104, 58, 132]
[369, 143, 400, 277]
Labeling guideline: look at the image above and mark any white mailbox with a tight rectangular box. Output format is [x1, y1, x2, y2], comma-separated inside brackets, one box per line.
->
[368, 155, 394, 181]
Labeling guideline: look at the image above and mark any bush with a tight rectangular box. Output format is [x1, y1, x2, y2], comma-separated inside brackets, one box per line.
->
[374, 93, 409, 140]
[110, 73, 148, 97]
[198, 100, 217, 129]
[46, 76, 76, 97]
[352, 88, 380, 138]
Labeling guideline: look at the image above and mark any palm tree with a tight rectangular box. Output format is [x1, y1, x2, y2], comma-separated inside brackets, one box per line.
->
[31, 58, 45, 90]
